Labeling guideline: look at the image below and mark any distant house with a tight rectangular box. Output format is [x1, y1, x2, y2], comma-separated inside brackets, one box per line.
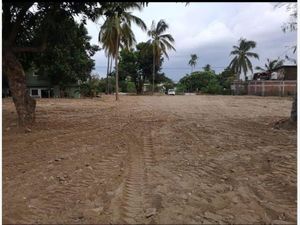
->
[253, 65, 297, 81]
[3, 69, 81, 98]
[247, 65, 297, 96]
[26, 69, 81, 98]
[272, 65, 297, 80]
[143, 82, 151, 92]
[26, 69, 53, 98]
[231, 65, 297, 96]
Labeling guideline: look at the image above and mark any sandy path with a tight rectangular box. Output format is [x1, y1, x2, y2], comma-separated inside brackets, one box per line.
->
[3, 95, 296, 224]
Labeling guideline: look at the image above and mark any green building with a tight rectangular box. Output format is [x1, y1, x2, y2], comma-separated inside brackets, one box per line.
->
[3, 69, 81, 98]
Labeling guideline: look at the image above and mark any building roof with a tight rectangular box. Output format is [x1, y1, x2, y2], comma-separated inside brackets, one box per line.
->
[273, 65, 297, 70]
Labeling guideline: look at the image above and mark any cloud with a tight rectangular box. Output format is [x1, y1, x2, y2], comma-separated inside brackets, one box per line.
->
[85, 3, 297, 81]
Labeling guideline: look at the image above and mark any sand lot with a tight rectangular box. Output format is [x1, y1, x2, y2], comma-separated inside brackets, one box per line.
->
[3, 95, 297, 224]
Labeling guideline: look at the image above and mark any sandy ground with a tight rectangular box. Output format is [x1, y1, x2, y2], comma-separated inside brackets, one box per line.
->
[3, 95, 297, 224]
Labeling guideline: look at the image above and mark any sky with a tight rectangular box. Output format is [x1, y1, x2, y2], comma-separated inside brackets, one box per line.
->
[85, 2, 297, 82]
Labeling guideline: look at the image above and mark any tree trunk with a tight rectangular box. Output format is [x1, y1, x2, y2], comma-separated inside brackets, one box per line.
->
[109, 55, 113, 94]
[3, 49, 36, 128]
[106, 55, 110, 94]
[136, 78, 143, 95]
[115, 36, 119, 101]
[291, 93, 297, 122]
[152, 44, 155, 95]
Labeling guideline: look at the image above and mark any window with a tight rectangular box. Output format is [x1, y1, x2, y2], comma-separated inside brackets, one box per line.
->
[32, 71, 39, 77]
[31, 89, 38, 96]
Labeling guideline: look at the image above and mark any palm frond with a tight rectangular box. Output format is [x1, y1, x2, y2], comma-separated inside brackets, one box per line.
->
[156, 19, 169, 35]
[159, 33, 175, 43]
[245, 52, 259, 59]
[161, 38, 176, 51]
[230, 50, 240, 55]
[123, 12, 147, 31]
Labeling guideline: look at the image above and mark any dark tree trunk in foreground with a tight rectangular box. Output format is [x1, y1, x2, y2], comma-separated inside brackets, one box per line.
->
[3, 49, 36, 127]
[291, 94, 297, 122]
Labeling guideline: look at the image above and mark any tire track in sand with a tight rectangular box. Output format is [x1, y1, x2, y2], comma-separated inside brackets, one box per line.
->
[119, 128, 155, 224]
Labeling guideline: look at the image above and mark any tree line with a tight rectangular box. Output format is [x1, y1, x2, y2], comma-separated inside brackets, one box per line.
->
[2, 2, 296, 128]
[3, 2, 177, 128]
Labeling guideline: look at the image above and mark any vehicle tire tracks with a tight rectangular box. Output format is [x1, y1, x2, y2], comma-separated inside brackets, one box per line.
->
[119, 126, 156, 224]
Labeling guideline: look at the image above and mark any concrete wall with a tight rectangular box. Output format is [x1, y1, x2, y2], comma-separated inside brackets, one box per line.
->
[247, 80, 297, 96]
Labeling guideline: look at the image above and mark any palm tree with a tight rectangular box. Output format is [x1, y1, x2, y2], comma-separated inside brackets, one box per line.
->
[255, 58, 284, 73]
[203, 64, 211, 72]
[229, 38, 259, 81]
[98, 3, 146, 100]
[188, 54, 198, 73]
[147, 19, 176, 94]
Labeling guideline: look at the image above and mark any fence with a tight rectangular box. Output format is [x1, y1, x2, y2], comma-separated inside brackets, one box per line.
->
[247, 80, 297, 96]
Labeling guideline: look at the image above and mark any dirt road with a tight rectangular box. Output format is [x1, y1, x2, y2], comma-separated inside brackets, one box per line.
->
[3, 95, 296, 224]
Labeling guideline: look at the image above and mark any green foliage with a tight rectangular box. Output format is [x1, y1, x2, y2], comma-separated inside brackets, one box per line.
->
[229, 38, 259, 80]
[147, 20, 176, 61]
[119, 49, 138, 81]
[217, 67, 235, 94]
[147, 19, 176, 93]
[79, 75, 100, 97]
[176, 67, 236, 95]
[188, 54, 198, 72]
[118, 42, 167, 94]
[32, 19, 99, 87]
[98, 3, 147, 57]
[3, 2, 104, 89]
[175, 83, 187, 94]
[178, 71, 221, 94]
[120, 80, 128, 92]
[202, 64, 215, 73]
[201, 80, 222, 94]
[136, 42, 162, 82]
[127, 82, 136, 93]
[255, 58, 284, 73]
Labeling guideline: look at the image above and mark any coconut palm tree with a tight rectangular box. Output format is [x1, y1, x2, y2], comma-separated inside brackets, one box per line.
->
[255, 58, 284, 73]
[203, 64, 212, 72]
[98, 3, 147, 100]
[229, 38, 259, 81]
[188, 54, 198, 73]
[147, 19, 176, 94]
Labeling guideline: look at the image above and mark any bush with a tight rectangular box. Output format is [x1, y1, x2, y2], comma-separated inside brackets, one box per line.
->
[127, 81, 136, 93]
[201, 79, 222, 94]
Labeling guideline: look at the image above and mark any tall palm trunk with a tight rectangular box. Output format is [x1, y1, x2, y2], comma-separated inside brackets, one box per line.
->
[152, 44, 155, 95]
[3, 49, 36, 128]
[115, 35, 119, 101]
[109, 55, 113, 94]
[106, 55, 110, 94]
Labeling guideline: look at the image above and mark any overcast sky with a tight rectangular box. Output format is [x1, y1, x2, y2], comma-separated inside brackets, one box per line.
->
[85, 2, 297, 82]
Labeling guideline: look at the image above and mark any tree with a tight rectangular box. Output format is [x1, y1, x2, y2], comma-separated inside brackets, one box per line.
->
[255, 58, 284, 73]
[79, 74, 101, 98]
[202, 64, 215, 73]
[217, 67, 235, 94]
[178, 71, 221, 94]
[229, 38, 259, 80]
[278, 3, 297, 122]
[98, 3, 147, 101]
[28, 19, 99, 93]
[147, 19, 176, 94]
[118, 48, 139, 92]
[2, 2, 112, 128]
[188, 54, 198, 73]
[118, 42, 165, 94]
